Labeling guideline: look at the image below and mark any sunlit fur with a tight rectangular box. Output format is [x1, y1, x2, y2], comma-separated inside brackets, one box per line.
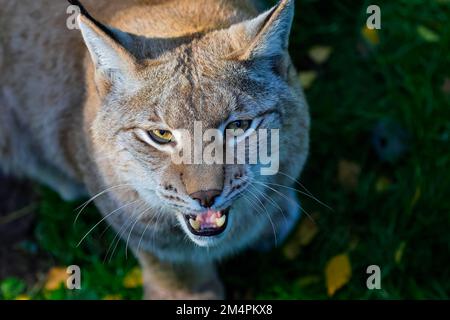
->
[0, 0, 310, 299]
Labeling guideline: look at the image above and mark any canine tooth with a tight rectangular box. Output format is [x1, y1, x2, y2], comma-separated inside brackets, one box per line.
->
[216, 215, 226, 228]
[189, 218, 201, 231]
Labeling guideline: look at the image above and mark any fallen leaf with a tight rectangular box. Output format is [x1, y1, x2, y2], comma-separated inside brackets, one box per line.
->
[325, 254, 352, 297]
[123, 267, 143, 288]
[361, 26, 380, 46]
[44, 267, 68, 291]
[338, 160, 361, 190]
[283, 213, 320, 260]
[441, 78, 450, 94]
[417, 25, 440, 42]
[375, 176, 392, 193]
[103, 295, 123, 300]
[410, 187, 421, 209]
[308, 46, 333, 65]
[299, 71, 318, 90]
[395, 242, 406, 264]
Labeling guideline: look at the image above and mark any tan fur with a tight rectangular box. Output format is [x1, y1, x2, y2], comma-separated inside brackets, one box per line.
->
[0, 0, 310, 299]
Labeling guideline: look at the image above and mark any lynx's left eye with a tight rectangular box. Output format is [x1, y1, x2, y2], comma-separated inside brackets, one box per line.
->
[148, 129, 173, 144]
[226, 120, 252, 136]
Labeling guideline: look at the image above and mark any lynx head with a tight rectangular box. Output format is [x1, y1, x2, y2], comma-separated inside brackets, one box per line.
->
[75, 0, 307, 250]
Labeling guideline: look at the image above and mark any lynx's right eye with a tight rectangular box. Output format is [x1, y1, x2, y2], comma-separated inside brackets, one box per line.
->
[148, 130, 173, 144]
[226, 120, 252, 136]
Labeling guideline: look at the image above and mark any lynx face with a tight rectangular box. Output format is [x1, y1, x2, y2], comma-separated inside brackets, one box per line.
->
[79, 0, 307, 249]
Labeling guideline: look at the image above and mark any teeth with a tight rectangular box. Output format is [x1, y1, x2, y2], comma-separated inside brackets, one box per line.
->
[216, 215, 226, 228]
[189, 218, 201, 231]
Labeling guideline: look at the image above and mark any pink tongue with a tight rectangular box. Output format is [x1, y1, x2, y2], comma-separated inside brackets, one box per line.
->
[198, 210, 222, 225]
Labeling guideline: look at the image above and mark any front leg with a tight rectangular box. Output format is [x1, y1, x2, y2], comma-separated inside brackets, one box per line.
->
[136, 251, 224, 300]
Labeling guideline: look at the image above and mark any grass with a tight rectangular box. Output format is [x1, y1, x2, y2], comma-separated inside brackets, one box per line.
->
[1, 0, 449, 300]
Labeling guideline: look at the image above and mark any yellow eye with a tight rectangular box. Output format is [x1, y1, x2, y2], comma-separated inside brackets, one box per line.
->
[148, 129, 173, 144]
[226, 120, 252, 136]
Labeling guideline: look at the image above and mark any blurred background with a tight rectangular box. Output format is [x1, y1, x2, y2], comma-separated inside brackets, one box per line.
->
[0, 0, 449, 299]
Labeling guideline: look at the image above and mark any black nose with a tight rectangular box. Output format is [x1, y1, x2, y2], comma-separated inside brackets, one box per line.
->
[189, 190, 221, 208]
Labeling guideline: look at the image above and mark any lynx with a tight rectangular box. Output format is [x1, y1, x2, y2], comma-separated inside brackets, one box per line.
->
[0, 0, 310, 299]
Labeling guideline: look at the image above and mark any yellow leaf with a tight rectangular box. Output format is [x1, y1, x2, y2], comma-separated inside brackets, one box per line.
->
[375, 176, 392, 193]
[44, 267, 68, 291]
[308, 46, 333, 65]
[283, 213, 320, 260]
[325, 254, 352, 297]
[15, 294, 31, 300]
[103, 295, 123, 300]
[299, 71, 318, 90]
[395, 242, 406, 264]
[338, 160, 361, 191]
[411, 187, 421, 208]
[123, 267, 143, 288]
[361, 26, 379, 45]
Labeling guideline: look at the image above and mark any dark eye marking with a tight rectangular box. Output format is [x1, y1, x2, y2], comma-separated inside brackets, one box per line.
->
[255, 108, 281, 119]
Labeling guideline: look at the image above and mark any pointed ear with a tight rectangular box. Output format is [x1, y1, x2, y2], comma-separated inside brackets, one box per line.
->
[73, 1, 137, 91]
[227, 0, 294, 60]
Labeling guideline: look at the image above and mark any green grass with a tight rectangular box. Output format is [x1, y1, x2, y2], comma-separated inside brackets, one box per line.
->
[1, 0, 449, 300]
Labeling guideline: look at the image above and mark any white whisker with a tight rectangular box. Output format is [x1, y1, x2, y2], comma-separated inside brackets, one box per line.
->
[250, 179, 315, 223]
[244, 186, 278, 247]
[73, 184, 134, 225]
[277, 171, 333, 211]
[104, 201, 146, 263]
[76, 200, 141, 247]
[125, 206, 153, 259]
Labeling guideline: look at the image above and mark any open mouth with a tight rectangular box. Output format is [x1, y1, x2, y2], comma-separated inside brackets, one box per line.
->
[183, 208, 230, 237]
